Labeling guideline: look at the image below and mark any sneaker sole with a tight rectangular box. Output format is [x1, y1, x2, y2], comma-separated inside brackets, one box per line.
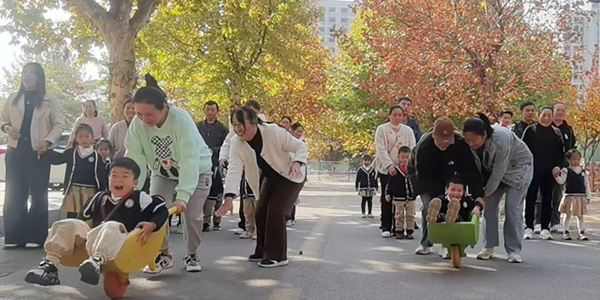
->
[426, 199, 442, 224]
[477, 254, 493, 260]
[143, 262, 174, 274]
[445, 200, 460, 224]
[258, 260, 289, 268]
[508, 259, 522, 263]
[248, 257, 263, 262]
[185, 266, 202, 272]
[78, 262, 100, 286]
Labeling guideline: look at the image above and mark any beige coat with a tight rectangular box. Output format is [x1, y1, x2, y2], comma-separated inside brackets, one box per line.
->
[1, 92, 65, 150]
[108, 120, 129, 159]
[374, 122, 416, 175]
[224, 123, 307, 200]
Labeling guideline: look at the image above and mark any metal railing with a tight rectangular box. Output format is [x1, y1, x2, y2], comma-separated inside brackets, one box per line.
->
[306, 160, 361, 182]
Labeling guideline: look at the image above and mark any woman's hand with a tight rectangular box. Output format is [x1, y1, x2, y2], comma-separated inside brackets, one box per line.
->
[172, 200, 188, 213]
[216, 197, 234, 217]
[289, 162, 302, 179]
[385, 195, 392, 202]
[388, 165, 397, 176]
[37, 141, 51, 155]
[5, 125, 20, 140]
[136, 222, 157, 244]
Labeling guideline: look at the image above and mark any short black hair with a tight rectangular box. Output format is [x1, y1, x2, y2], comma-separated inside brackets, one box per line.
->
[291, 122, 303, 131]
[447, 174, 465, 188]
[519, 101, 535, 111]
[499, 110, 513, 117]
[133, 74, 167, 110]
[96, 139, 113, 155]
[539, 106, 554, 113]
[204, 101, 219, 111]
[389, 104, 404, 115]
[110, 157, 141, 180]
[122, 98, 133, 109]
[245, 99, 260, 111]
[565, 148, 581, 160]
[399, 146, 411, 153]
[362, 154, 372, 161]
[396, 97, 412, 104]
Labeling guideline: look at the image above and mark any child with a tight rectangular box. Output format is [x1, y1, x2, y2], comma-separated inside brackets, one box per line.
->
[426, 176, 484, 257]
[355, 154, 378, 218]
[385, 147, 415, 239]
[553, 149, 591, 241]
[95, 139, 113, 165]
[24, 157, 169, 286]
[50, 124, 108, 218]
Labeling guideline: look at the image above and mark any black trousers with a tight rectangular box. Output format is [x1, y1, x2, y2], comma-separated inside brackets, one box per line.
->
[254, 176, 303, 261]
[379, 174, 394, 232]
[526, 171, 554, 230]
[3, 141, 51, 245]
[361, 197, 373, 214]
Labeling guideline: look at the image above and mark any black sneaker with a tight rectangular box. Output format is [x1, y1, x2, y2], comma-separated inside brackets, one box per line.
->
[78, 254, 104, 285]
[258, 259, 289, 268]
[202, 223, 211, 232]
[248, 254, 263, 262]
[183, 254, 202, 272]
[25, 260, 60, 286]
[406, 230, 415, 240]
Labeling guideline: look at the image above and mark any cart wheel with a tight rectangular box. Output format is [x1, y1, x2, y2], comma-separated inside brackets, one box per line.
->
[103, 272, 129, 299]
[450, 246, 462, 268]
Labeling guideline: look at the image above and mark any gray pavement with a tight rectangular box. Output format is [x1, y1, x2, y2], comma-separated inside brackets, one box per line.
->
[1, 181, 599, 300]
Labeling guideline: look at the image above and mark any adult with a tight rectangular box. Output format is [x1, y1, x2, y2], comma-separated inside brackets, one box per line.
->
[197, 101, 229, 232]
[68, 100, 108, 147]
[1, 62, 65, 249]
[397, 97, 422, 142]
[279, 116, 292, 131]
[108, 99, 136, 159]
[550, 102, 576, 232]
[463, 113, 533, 263]
[513, 101, 536, 139]
[216, 106, 307, 268]
[408, 117, 484, 255]
[374, 105, 416, 238]
[125, 74, 213, 273]
[498, 110, 514, 128]
[522, 107, 565, 240]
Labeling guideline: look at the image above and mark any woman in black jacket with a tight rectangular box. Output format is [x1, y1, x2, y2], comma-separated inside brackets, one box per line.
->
[522, 107, 565, 240]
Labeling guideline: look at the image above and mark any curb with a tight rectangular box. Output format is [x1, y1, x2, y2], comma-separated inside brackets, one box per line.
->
[0, 209, 62, 236]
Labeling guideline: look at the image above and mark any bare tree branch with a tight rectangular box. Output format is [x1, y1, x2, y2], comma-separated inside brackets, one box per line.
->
[68, 0, 109, 30]
[130, 0, 161, 33]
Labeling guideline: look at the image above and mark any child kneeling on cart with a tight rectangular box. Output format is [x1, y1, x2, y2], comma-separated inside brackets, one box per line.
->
[25, 157, 168, 286]
[426, 176, 484, 258]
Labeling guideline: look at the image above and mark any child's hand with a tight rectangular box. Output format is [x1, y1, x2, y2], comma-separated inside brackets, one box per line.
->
[385, 195, 391, 202]
[472, 207, 481, 218]
[552, 167, 561, 177]
[137, 222, 157, 245]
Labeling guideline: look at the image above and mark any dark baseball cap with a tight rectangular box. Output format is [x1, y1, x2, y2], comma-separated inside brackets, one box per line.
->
[432, 117, 455, 148]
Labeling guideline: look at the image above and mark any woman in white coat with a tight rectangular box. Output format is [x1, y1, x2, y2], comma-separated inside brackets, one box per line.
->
[217, 106, 307, 268]
[374, 105, 416, 238]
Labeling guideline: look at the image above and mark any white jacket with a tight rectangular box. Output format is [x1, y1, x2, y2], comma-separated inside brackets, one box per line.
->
[374, 122, 416, 175]
[224, 123, 307, 200]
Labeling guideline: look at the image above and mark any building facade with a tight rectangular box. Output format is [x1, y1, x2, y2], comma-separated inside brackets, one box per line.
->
[317, 0, 356, 53]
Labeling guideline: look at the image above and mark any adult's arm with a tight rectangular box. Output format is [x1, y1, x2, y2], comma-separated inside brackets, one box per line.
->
[174, 114, 209, 204]
[484, 138, 510, 198]
[68, 117, 82, 148]
[223, 139, 244, 198]
[101, 118, 109, 139]
[0, 93, 15, 131]
[278, 126, 308, 164]
[406, 126, 416, 149]
[374, 125, 393, 170]
[409, 118, 422, 142]
[125, 120, 148, 191]
[45, 96, 65, 146]
[108, 123, 119, 155]
[219, 130, 235, 162]
[458, 142, 484, 198]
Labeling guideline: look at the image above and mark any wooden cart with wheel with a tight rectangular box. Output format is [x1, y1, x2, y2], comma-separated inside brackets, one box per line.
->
[428, 215, 479, 268]
[60, 207, 179, 299]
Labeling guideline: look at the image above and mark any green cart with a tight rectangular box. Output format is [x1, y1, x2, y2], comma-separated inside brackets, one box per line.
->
[428, 215, 480, 268]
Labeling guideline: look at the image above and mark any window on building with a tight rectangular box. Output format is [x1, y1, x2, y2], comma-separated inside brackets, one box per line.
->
[342, 18, 349, 24]
[328, 37, 335, 43]
[329, 7, 336, 13]
[320, 6, 325, 12]
[341, 7, 349, 15]
[328, 17, 336, 23]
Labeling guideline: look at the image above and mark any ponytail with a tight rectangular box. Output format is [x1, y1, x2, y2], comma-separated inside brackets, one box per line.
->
[132, 74, 167, 110]
[463, 112, 494, 137]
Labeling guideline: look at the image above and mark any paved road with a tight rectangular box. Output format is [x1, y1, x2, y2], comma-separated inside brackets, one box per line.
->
[1, 182, 599, 300]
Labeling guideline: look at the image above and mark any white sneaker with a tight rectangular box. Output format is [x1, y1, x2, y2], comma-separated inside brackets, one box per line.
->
[381, 231, 391, 238]
[143, 253, 174, 274]
[240, 232, 254, 239]
[533, 224, 541, 234]
[362, 213, 367, 218]
[183, 254, 202, 272]
[415, 245, 433, 255]
[233, 228, 245, 235]
[540, 229, 553, 240]
[367, 214, 374, 218]
[252, 234, 257, 240]
[507, 253, 522, 263]
[439, 248, 450, 259]
[523, 228, 534, 240]
[550, 224, 560, 233]
[477, 248, 495, 260]
[286, 220, 293, 226]
[175, 225, 184, 234]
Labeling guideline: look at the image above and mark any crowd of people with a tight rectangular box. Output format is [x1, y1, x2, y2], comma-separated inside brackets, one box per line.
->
[358, 96, 591, 263]
[0, 62, 593, 289]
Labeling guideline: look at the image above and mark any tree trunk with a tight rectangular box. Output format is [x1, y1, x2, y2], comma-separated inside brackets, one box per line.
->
[228, 78, 243, 113]
[106, 27, 137, 122]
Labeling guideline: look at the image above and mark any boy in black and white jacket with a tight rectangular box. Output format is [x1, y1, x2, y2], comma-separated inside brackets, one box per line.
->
[355, 154, 378, 218]
[385, 147, 416, 239]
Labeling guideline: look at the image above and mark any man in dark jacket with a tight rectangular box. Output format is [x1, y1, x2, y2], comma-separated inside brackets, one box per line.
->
[408, 117, 484, 255]
[513, 101, 536, 139]
[197, 101, 229, 231]
[397, 97, 422, 142]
